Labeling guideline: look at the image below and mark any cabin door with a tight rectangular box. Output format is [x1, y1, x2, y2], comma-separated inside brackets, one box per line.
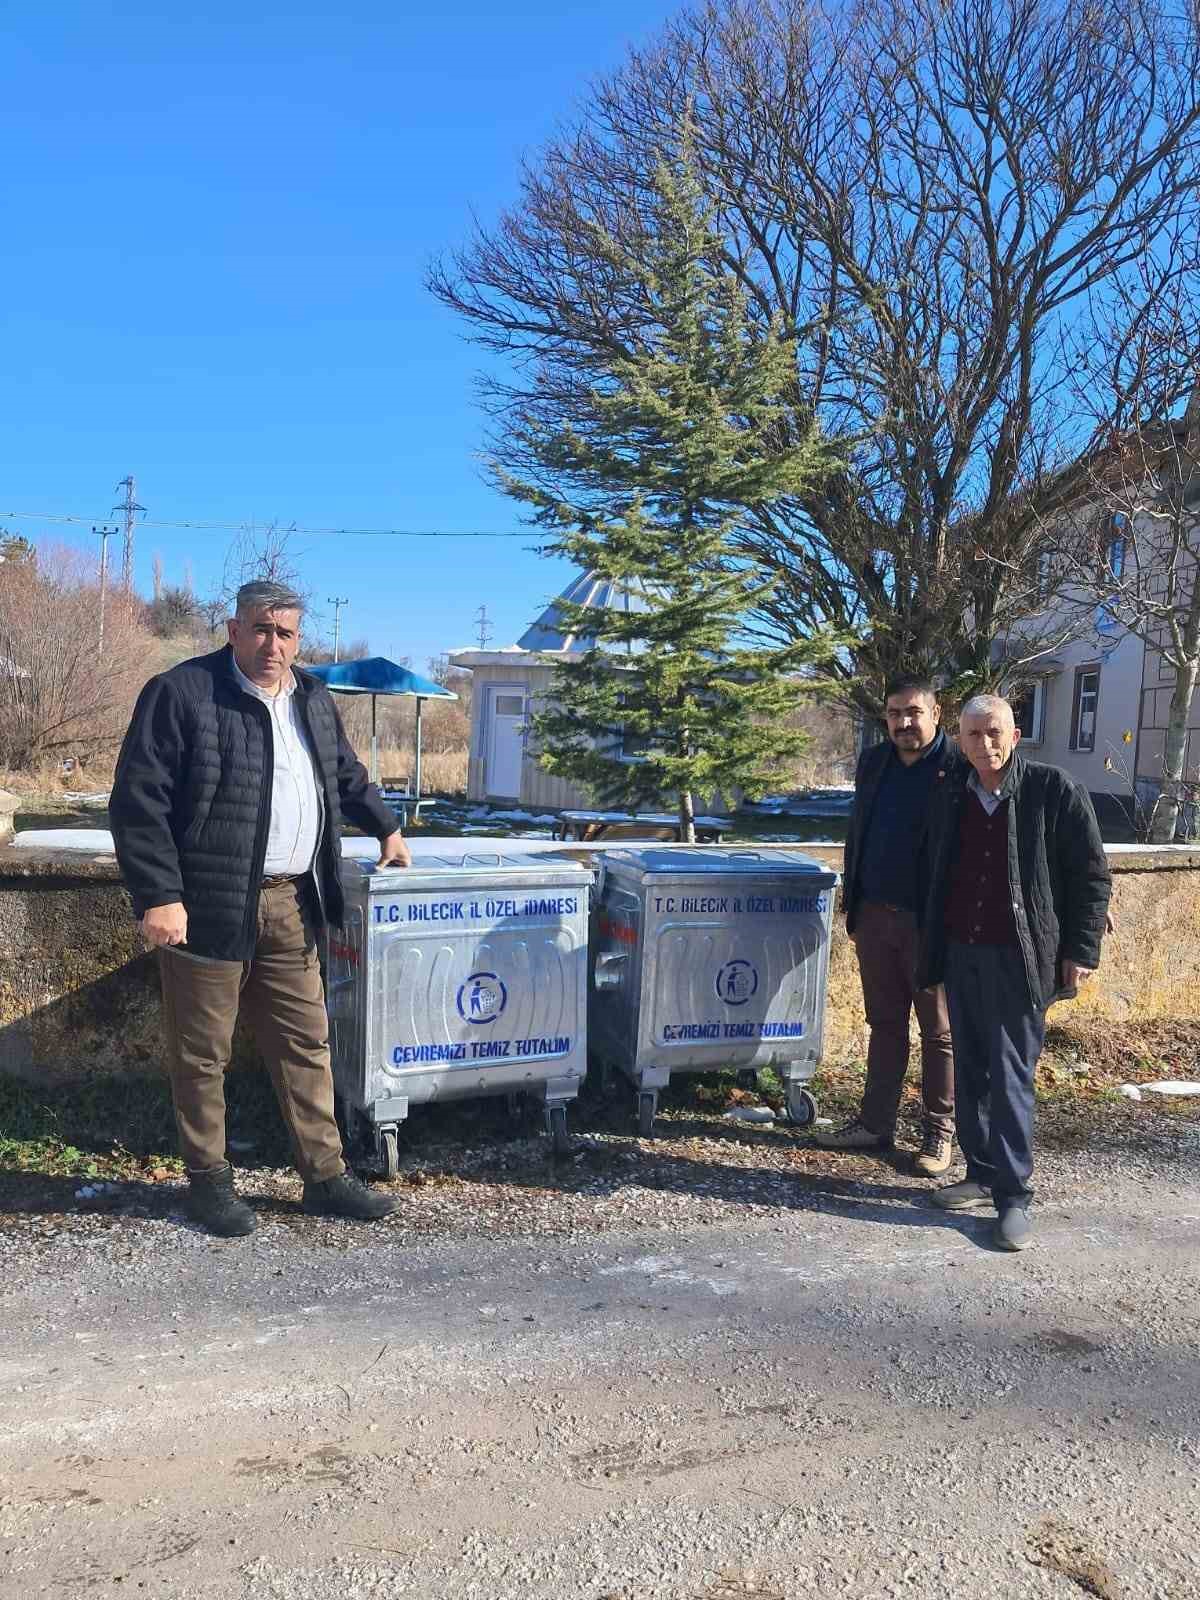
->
[485, 686, 526, 799]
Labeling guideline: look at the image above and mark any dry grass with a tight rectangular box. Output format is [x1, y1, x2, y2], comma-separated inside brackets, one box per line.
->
[0, 757, 119, 798]
[377, 747, 468, 796]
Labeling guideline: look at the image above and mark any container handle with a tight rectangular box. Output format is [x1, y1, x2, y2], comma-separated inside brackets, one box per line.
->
[460, 852, 504, 867]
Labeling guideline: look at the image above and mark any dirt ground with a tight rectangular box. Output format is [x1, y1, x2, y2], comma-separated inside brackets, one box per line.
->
[1, 1088, 1198, 1600]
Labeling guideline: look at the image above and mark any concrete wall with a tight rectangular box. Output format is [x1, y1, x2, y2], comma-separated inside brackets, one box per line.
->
[0, 845, 259, 1088]
[1, 841, 1197, 1092]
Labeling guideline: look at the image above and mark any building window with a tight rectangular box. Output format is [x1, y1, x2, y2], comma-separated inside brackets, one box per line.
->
[1070, 665, 1101, 752]
[1107, 514, 1128, 579]
[619, 726, 654, 762]
[1011, 679, 1046, 744]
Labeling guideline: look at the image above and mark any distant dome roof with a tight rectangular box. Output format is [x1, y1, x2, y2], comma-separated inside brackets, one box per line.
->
[517, 570, 660, 653]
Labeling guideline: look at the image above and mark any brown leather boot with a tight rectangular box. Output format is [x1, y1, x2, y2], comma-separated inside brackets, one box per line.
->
[913, 1125, 954, 1177]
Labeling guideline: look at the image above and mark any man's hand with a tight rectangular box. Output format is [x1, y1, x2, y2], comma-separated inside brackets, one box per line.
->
[141, 902, 188, 948]
[378, 830, 411, 869]
[1061, 960, 1095, 991]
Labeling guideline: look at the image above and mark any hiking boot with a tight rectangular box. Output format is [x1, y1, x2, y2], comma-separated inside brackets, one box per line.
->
[302, 1170, 398, 1221]
[930, 1178, 993, 1211]
[186, 1162, 256, 1237]
[913, 1125, 954, 1178]
[810, 1116, 893, 1152]
[995, 1205, 1033, 1251]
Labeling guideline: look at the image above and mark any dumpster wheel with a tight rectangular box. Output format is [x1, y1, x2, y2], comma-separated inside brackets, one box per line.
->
[785, 1086, 818, 1128]
[377, 1126, 400, 1180]
[546, 1104, 572, 1157]
[637, 1091, 657, 1138]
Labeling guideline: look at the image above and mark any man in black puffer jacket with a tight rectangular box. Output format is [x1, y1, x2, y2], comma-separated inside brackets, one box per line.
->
[916, 694, 1111, 1252]
[110, 579, 411, 1236]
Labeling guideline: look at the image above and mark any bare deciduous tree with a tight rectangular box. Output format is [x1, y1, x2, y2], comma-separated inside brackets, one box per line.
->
[0, 544, 150, 773]
[430, 0, 1200, 714]
[1039, 254, 1200, 841]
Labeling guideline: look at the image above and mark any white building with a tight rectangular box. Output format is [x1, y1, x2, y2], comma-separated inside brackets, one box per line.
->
[1005, 461, 1200, 831]
[448, 570, 655, 810]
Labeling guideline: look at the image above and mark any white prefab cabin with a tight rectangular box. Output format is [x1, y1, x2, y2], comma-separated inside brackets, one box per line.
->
[448, 570, 654, 811]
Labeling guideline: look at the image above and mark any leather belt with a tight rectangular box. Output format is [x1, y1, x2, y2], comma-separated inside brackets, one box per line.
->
[261, 872, 305, 889]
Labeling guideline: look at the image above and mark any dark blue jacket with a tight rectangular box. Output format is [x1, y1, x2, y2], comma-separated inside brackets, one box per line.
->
[110, 645, 398, 959]
[842, 733, 966, 933]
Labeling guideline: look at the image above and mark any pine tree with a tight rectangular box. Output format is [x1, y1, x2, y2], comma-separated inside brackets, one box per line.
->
[497, 140, 844, 839]
[0, 532, 35, 567]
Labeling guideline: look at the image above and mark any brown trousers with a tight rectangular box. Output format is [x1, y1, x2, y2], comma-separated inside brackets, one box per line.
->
[157, 878, 345, 1182]
[853, 900, 955, 1138]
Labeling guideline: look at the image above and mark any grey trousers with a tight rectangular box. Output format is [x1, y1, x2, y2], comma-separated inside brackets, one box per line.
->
[942, 940, 1045, 1207]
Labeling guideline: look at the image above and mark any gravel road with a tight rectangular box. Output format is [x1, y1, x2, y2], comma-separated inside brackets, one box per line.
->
[1, 1103, 1198, 1600]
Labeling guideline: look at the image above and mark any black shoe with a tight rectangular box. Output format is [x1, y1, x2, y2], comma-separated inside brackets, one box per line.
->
[186, 1162, 256, 1237]
[302, 1170, 398, 1221]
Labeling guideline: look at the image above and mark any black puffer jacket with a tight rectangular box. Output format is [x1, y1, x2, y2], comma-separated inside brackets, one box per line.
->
[915, 752, 1112, 1010]
[110, 646, 398, 959]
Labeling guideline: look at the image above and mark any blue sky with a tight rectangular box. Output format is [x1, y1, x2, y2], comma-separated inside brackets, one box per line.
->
[0, 2, 678, 665]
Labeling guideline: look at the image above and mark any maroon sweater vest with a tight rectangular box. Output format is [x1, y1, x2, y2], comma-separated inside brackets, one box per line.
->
[943, 791, 1018, 946]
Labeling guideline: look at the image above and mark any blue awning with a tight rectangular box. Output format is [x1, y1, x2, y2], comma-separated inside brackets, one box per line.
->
[305, 657, 458, 699]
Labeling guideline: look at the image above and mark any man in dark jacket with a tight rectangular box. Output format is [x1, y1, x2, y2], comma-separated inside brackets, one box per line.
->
[110, 579, 411, 1237]
[814, 676, 964, 1175]
[917, 694, 1111, 1251]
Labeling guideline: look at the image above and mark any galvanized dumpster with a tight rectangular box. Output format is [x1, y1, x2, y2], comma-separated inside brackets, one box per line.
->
[327, 850, 592, 1171]
[589, 848, 839, 1134]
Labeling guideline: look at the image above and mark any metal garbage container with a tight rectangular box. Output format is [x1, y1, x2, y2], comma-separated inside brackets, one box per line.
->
[589, 847, 839, 1134]
[327, 850, 592, 1172]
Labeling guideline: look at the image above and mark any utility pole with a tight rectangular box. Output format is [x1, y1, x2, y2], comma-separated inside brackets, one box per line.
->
[113, 475, 144, 591]
[94, 525, 119, 660]
[474, 603, 493, 649]
[328, 596, 349, 661]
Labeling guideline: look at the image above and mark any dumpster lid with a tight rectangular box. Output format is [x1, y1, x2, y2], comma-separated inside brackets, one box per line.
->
[603, 847, 839, 883]
[345, 848, 590, 891]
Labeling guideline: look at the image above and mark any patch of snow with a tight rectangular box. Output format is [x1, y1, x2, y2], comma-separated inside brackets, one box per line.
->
[11, 828, 115, 852]
[751, 834, 838, 845]
[723, 1106, 776, 1123]
[1105, 842, 1200, 853]
[1140, 1080, 1200, 1096]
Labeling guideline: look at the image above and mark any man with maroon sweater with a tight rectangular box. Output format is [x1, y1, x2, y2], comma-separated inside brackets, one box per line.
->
[916, 695, 1111, 1251]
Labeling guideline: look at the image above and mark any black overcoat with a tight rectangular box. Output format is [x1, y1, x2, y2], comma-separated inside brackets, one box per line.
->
[915, 751, 1112, 1010]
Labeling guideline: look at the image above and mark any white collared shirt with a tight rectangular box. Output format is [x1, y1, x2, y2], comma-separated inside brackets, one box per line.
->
[232, 660, 325, 877]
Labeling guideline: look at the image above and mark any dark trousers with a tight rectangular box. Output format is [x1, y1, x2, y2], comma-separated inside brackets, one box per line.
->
[853, 902, 955, 1137]
[942, 940, 1045, 1206]
[157, 878, 346, 1183]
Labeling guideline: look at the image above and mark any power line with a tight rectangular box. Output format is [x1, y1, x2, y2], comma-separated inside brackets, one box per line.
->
[2, 507, 532, 539]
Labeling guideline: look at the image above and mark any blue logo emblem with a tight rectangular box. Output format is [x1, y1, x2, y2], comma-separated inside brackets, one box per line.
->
[716, 959, 758, 1006]
[457, 971, 507, 1024]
